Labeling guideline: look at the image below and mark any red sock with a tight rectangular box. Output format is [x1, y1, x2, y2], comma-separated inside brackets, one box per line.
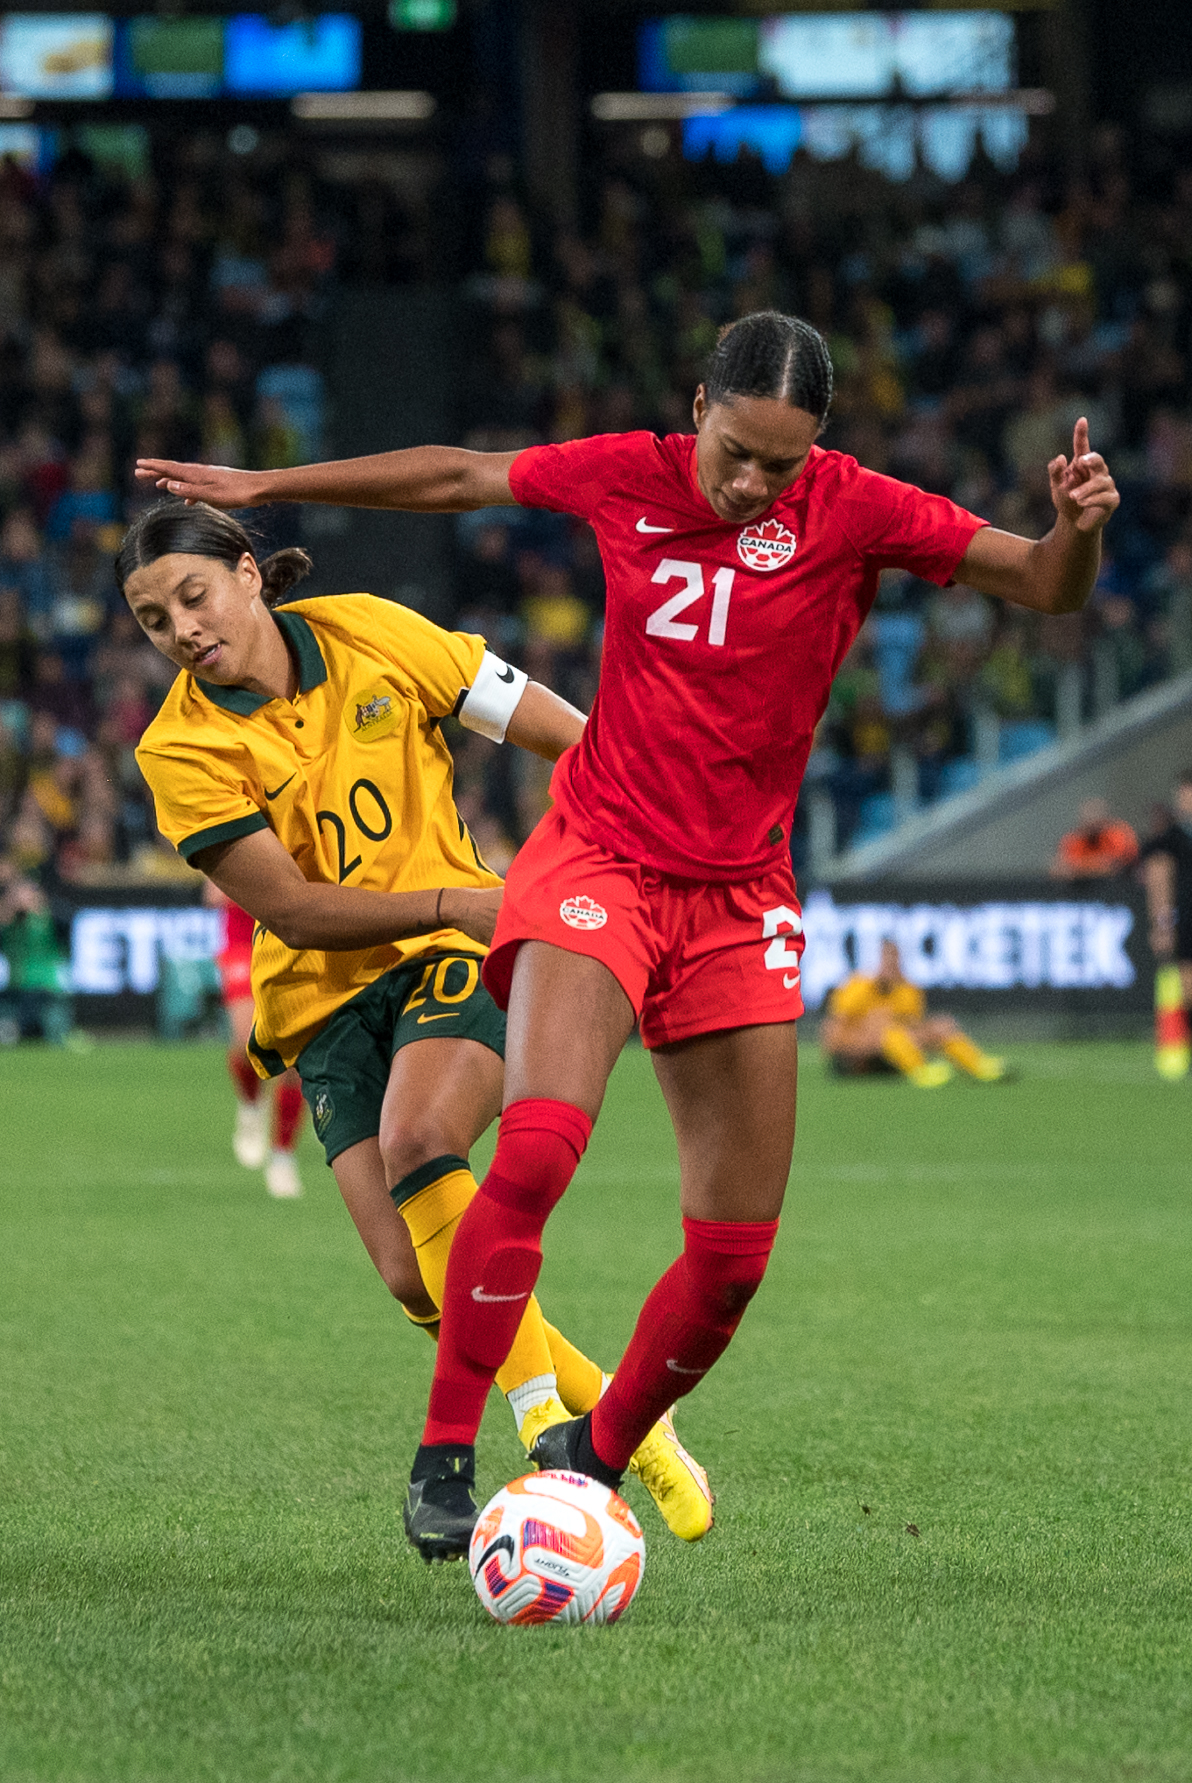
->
[273, 1081, 305, 1151]
[422, 1098, 592, 1447]
[228, 1049, 260, 1103]
[591, 1216, 779, 1472]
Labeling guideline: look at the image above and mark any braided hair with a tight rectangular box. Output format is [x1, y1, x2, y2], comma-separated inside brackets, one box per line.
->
[115, 500, 312, 609]
[704, 311, 834, 425]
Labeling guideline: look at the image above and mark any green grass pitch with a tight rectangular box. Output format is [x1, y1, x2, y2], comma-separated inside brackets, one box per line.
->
[2, 1038, 1190, 1783]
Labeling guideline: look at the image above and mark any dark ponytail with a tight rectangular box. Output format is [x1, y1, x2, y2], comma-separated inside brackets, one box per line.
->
[115, 500, 313, 609]
[704, 311, 834, 425]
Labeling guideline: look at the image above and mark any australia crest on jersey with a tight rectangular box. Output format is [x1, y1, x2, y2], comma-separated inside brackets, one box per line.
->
[345, 682, 400, 742]
[737, 517, 797, 572]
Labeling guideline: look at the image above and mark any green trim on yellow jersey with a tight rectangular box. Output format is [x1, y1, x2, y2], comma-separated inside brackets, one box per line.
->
[178, 811, 269, 861]
[136, 593, 501, 1070]
[195, 611, 328, 715]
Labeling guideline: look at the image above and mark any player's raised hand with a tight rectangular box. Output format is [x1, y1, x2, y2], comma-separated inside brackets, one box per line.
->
[1048, 418, 1120, 534]
[134, 459, 267, 508]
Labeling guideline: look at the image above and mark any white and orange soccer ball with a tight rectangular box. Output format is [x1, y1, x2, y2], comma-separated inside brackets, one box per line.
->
[469, 1471, 645, 1626]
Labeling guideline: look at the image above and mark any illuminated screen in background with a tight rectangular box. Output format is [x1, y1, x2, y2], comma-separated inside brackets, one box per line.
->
[223, 13, 362, 94]
[114, 17, 225, 98]
[0, 14, 114, 98]
[0, 12, 362, 97]
[759, 13, 1014, 99]
[639, 13, 1015, 97]
[639, 12, 1025, 183]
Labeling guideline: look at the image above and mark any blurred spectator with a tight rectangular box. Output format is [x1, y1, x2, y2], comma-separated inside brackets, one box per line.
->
[0, 861, 71, 1043]
[1050, 797, 1139, 879]
[0, 132, 343, 891]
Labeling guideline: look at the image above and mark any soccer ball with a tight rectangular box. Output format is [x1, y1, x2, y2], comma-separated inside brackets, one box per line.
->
[469, 1470, 645, 1626]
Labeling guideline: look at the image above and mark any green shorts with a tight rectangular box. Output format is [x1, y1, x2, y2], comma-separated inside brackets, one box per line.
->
[295, 952, 505, 1166]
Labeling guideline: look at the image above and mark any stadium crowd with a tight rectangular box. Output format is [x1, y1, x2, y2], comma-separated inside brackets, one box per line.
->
[1, 113, 1192, 975]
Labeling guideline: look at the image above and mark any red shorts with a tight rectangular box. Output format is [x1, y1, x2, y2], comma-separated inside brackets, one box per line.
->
[483, 807, 805, 1048]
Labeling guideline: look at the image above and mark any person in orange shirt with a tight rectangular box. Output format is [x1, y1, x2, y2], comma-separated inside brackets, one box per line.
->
[1050, 797, 1138, 879]
[821, 939, 1008, 1087]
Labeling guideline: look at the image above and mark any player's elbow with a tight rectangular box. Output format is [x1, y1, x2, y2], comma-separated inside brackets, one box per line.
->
[1040, 584, 1090, 616]
[261, 893, 323, 952]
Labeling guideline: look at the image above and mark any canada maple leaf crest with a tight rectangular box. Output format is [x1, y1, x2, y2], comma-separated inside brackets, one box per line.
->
[737, 516, 797, 572]
[559, 894, 608, 931]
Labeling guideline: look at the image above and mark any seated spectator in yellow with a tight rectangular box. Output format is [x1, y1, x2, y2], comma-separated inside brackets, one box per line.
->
[821, 939, 1008, 1088]
[1050, 797, 1139, 879]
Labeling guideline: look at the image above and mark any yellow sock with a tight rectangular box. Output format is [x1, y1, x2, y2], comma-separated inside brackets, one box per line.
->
[396, 1159, 556, 1397]
[541, 1321, 605, 1414]
[402, 1308, 440, 1336]
[881, 1024, 926, 1076]
[942, 1034, 993, 1077]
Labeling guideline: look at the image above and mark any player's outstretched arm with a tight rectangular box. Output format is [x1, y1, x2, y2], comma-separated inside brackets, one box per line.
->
[195, 828, 501, 952]
[133, 447, 522, 513]
[505, 681, 586, 762]
[955, 417, 1120, 615]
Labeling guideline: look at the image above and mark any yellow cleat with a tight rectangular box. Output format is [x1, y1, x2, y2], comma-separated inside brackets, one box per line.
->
[517, 1395, 572, 1454]
[909, 1061, 953, 1089]
[628, 1408, 714, 1542]
[971, 1055, 1009, 1082]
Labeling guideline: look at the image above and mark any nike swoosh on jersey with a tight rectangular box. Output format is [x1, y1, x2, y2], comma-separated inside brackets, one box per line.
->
[636, 517, 674, 533]
[666, 1358, 707, 1375]
[784, 973, 800, 989]
[496, 664, 516, 683]
[472, 1285, 530, 1303]
[416, 1011, 457, 1024]
[264, 774, 296, 801]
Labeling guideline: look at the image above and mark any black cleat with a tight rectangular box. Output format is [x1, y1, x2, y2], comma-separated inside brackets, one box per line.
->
[529, 1411, 625, 1493]
[404, 1443, 477, 1564]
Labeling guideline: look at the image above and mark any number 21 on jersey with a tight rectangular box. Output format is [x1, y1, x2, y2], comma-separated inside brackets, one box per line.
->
[646, 558, 736, 647]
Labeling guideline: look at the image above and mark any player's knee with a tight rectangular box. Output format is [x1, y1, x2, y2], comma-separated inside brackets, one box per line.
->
[380, 1120, 456, 1191]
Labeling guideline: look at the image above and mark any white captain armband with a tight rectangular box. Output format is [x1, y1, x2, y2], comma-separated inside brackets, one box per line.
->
[454, 650, 529, 743]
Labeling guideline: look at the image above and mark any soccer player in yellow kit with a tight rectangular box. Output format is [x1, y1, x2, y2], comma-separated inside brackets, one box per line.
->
[121, 499, 712, 1550]
[822, 939, 1007, 1088]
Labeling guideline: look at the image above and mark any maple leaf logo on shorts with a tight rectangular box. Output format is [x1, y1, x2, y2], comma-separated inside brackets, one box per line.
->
[559, 894, 608, 931]
[737, 517, 797, 572]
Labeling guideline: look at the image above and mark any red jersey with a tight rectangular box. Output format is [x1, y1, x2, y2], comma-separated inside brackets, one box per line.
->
[220, 901, 256, 960]
[510, 431, 985, 880]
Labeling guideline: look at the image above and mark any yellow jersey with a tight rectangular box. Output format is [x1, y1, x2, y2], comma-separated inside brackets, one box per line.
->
[827, 973, 925, 1025]
[136, 594, 502, 1072]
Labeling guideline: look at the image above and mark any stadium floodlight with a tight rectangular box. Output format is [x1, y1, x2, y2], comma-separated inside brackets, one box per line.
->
[291, 90, 437, 121]
[591, 92, 734, 122]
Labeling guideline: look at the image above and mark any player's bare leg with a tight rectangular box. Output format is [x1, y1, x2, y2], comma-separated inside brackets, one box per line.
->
[654, 1022, 797, 1224]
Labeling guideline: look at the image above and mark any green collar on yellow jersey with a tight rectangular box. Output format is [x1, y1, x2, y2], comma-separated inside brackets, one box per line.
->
[195, 609, 328, 716]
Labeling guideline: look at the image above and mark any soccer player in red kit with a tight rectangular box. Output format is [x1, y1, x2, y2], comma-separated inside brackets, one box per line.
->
[138, 309, 1121, 1561]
